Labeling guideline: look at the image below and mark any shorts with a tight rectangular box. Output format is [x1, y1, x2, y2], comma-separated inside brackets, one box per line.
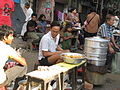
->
[38, 57, 51, 66]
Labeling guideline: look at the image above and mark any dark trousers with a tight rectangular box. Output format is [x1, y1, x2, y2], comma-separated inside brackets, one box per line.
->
[106, 53, 114, 70]
[106, 47, 119, 70]
[84, 30, 97, 38]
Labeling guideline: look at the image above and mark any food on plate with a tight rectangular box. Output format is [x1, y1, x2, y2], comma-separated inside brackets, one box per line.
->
[61, 53, 83, 59]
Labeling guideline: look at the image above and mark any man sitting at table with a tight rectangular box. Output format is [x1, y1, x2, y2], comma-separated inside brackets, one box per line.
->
[37, 21, 69, 66]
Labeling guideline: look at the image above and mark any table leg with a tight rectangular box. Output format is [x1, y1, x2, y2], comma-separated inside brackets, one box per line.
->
[72, 67, 77, 90]
[82, 63, 85, 90]
[60, 72, 64, 90]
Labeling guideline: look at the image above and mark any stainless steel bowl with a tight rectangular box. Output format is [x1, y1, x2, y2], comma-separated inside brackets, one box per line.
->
[61, 53, 85, 64]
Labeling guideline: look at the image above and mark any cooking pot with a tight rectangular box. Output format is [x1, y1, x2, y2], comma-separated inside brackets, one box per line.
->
[85, 53, 106, 60]
[87, 59, 106, 66]
[84, 37, 108, 48]
[84, 47, 108, 54]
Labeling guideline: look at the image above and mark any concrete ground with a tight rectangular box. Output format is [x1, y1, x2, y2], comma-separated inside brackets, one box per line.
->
[11, 37, 120, 90]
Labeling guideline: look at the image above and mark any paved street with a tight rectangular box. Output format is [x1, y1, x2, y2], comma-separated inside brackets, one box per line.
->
[11, 37, 120, 90]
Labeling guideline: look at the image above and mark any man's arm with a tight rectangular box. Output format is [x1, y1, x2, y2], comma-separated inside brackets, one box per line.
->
[10, 55, 27, 66]
[111, 36, 119, 49]
[9, 48, 27, 66]
[56, 45, 63, 51]
[42, 51, 62, 57]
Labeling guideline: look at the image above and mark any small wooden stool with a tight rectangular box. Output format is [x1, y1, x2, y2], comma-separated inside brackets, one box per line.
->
[26, 70, 62, 90]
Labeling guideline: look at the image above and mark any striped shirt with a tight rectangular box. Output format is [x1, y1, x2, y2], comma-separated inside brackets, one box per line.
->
[97, 23, 113, 40]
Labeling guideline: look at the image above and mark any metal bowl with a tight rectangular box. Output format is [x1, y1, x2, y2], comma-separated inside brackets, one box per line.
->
[61, 53, 85, 64]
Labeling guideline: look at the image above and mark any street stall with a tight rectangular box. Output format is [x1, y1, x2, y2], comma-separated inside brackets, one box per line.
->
[25, 53, 86, 90]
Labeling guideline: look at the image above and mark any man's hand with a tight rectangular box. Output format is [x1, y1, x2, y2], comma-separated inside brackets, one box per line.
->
[109, 47, 115, 54]
[115, 44, 120, 50]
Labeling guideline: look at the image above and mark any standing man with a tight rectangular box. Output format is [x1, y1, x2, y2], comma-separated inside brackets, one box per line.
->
[0, 0, 14, 27]
[0, 25, 27, 89]
[37, 21, 69, 66]
[84, 7, 100, 38]
[97, 14, 119, 72]
[21, 2, 33, 40]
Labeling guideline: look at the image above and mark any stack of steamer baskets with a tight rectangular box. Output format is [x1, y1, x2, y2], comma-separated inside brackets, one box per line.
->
[84, 36, 109, 85]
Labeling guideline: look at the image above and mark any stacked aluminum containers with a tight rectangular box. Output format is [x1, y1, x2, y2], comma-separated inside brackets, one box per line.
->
[84, 37, 109, 66]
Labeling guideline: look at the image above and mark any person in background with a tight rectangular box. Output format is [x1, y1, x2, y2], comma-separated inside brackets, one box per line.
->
[45, 24, 51, 33]
[38, 14, 47, 34]
[61, 23, 74, 50]
[0, 0, 14, 27]
[84, 7, 100, 38]
[97, 14, 119, 72]
[0, 25, 27, 89]
[20, 2, 33, 40]
[113, 11, 120, 29]
[66, 8, 79, 26]
[37, 21, 69, 66]
[25, 13, 43, 43]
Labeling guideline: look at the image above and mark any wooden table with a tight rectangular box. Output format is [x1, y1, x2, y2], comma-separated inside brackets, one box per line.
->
[26, 60, 86, 90]
[55, 60, 86, 90]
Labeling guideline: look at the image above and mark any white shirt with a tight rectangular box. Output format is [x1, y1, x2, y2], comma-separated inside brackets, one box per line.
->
[113, 16, 119, 28]
[23, 7, 33, 22]
[0, 41, 19, 84]
[38, 31, 60, 60]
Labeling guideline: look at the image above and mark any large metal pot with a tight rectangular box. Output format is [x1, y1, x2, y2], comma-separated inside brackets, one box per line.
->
[84, 37, 108, 66]
[85, 53, 106, 60]
[84, 37, 108, 48]
[87, 59, 106, 66]
[84, 47, 108, 54]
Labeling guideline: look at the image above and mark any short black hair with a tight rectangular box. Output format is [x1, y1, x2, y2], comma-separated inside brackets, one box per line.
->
[50, 21, 60, 28]
[105, 14, 114, 21]
[69, 8, 76, 13]
[0, 25, 14, 40]
[31, 13, 37, 17]
[38, 14, 46, 21]
[25, 2, 30, 6]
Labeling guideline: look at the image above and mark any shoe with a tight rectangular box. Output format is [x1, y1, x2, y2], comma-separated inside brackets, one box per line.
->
[107, 69, 111, 73]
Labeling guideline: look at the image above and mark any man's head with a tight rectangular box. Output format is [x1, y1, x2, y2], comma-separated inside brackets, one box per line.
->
[38, 14, 46, 21]
[50, 21, 61, 38]
[31, 13, 37, 21]
[25, 2, 30, 9]
[105, 14, 115, 26]
[0, 25, 14, 44]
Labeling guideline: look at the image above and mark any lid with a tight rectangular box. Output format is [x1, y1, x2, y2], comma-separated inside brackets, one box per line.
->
[85, 36, 109, 42]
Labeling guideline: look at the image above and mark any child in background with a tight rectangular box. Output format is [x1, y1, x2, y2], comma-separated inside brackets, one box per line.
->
[61, 24, 74, 50]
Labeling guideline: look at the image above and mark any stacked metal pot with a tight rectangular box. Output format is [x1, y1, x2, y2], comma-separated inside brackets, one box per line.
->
[84, 36, 109, 66]
[84, 36, 109, 85]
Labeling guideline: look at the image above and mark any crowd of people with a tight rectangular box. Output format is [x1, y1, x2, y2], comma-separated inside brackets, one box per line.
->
[0, 0, 120, 89]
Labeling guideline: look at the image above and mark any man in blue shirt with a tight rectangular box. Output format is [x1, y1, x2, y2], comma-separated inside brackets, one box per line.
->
[97, 14, 119, 72]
